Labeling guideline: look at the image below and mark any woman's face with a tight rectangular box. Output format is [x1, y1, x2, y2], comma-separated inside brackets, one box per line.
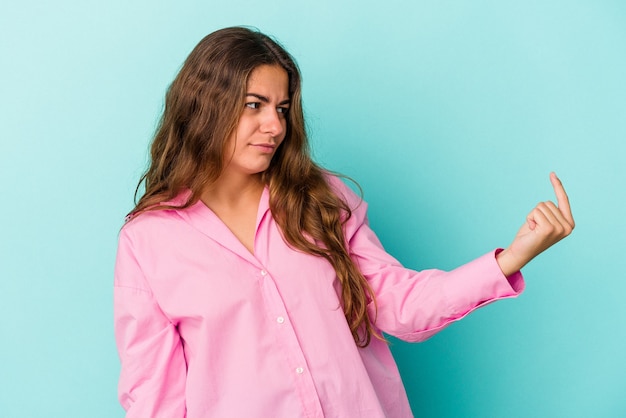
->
[222, 64, 290, 180]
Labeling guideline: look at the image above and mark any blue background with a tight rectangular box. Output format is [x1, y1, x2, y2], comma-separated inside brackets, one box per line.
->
[1, 1, 624, 417]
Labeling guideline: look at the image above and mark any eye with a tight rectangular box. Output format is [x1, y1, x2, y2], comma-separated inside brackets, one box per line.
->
[245, 102, 261, 110]
[277, 106, 289, 115]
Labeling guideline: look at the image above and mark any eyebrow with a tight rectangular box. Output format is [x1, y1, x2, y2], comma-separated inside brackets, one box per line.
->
[246, 93, 290, 106]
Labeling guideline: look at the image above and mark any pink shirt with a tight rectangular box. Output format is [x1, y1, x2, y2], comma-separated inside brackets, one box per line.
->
[114, 176, 524, 417]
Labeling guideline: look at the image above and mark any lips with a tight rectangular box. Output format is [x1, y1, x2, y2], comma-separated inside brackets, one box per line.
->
[251, 143, 276, 153]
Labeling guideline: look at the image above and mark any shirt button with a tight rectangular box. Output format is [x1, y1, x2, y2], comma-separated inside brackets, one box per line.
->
[276, 316, 285, 324]
[260, 269, 267, 276]
[295, 367, 304, 374]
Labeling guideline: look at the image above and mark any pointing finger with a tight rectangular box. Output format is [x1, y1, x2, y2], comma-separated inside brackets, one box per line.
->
[549, 172, 575, 228]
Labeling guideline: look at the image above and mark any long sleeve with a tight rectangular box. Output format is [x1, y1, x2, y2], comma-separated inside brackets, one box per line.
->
[114, 229, 187, 417]
[331, 177, 525, 342]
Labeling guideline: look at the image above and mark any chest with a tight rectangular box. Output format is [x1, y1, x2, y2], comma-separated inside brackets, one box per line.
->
[137, 216, 342, 325]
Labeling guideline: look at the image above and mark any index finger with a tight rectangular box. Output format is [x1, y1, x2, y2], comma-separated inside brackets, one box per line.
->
[550, 172, 575, 227]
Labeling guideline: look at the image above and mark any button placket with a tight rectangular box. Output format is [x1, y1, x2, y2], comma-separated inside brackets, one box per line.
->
[259, 269, 287, 326]
[255, 263, 321, 413]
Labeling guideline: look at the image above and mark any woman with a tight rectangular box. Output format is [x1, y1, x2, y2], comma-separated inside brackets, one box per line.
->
[114, 27, 574, 417]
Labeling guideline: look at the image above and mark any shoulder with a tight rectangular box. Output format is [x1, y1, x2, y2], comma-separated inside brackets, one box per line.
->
[322, 171, 369, 229]
[117, 209, 186, 265]
[122, 208, 177, 234]
[323, 172, 366, 211]
[120, 190, 192, 237]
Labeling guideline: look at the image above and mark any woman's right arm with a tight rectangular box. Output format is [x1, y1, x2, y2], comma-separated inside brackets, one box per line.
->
[114, 230, 187, 418]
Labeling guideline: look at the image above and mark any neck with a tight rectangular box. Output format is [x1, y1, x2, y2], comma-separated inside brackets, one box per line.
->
[201, 172, 264, 209]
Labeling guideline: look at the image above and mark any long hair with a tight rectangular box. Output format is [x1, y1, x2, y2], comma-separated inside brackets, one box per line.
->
[132, 26, 381, 347]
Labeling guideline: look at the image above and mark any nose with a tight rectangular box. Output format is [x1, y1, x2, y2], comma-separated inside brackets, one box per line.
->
[261, 109, 284, 138]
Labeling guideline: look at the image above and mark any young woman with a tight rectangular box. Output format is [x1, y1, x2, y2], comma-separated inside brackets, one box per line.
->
[114, 27, 574, 417]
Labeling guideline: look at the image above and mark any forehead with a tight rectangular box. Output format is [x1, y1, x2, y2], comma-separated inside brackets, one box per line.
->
[246, 65, 289, 96]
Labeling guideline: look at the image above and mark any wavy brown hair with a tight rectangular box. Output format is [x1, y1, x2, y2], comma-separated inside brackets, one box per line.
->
[131, 26, 381, 347]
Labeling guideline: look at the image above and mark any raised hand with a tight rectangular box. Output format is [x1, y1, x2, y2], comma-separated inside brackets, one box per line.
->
[496, 172, 575, 277]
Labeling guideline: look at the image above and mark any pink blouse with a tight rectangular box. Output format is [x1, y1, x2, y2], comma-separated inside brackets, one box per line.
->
[114, 176, 524, 417]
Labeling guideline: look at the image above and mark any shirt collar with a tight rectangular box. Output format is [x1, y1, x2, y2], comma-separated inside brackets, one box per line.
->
[171, 186, 271, 268]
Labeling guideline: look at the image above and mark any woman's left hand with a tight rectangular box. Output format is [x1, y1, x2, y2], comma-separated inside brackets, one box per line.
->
[496, 172, 575, 277]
